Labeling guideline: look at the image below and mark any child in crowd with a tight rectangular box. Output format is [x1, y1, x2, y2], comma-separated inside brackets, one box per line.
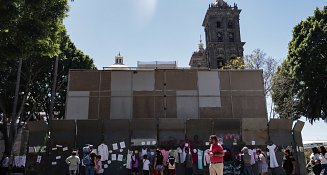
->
[142, 155, 151, 175]
[95, 155, 104, 174]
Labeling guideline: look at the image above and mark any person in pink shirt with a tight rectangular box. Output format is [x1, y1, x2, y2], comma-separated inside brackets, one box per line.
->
[209, 135, 224, 175]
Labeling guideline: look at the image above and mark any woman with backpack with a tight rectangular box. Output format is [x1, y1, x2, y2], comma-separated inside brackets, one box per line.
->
[256, 149, 268, 175]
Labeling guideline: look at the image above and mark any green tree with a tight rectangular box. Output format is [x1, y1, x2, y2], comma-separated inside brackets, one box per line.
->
[272, 7, 327, 123]
[21, 35, 96, 121]
[271, 62, 298, 120]
[0, 0, 95, 153]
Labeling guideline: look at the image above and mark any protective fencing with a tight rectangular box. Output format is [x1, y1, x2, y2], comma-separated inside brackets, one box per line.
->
[24, 119, 305, 175]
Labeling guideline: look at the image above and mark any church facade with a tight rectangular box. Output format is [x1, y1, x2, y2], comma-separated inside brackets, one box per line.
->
[190, 0, 245, 69]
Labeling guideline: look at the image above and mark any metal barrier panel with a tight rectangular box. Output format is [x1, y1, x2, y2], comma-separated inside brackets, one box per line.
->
[293, 121, 306, 175]
[103, 120, 130, 175]
[49, 120, 76, 175]
[76, 120, 102, 175]
[158, 119, 185, 148]
[131, 119, 157, 140]
[76, 120, 102, 148]
[242, 118, 268, 146]
[268, 119, 293, 146]
[186, 119, 213, 147]
[268, 119, 294, 175]
[26, 121, 48, 175]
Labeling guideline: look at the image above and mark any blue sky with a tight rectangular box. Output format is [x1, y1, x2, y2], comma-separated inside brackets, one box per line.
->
[64, 0, 327, 141]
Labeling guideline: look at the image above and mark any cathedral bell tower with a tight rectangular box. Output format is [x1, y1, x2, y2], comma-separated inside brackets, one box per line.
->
[190, 0, 245, 69]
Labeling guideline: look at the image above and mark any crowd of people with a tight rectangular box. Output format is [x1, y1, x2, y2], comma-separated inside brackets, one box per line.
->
[2, 137, 325, 175]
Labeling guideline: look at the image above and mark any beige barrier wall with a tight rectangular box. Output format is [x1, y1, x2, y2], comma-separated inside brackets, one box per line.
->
[66, 69, 266, 120]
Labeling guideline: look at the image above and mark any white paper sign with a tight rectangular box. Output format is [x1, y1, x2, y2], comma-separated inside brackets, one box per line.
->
[63, 147, 68, 151]
[112, 143, 118, 150]
[56, 156, 61, 160]
[141, 142, 145, 146]
[52, 147, 57, 151]
[251, 141, 255, 145]
[152, 141, 157, 145]
[111, 154, 117, 161]
[52, 162, 57, 165]
[36, 156, 42, 163]
[120, 142, 126, 149]
[146, 141, 151, 145]
[205, 142, 210, 146]
[117, 154, 123, 161]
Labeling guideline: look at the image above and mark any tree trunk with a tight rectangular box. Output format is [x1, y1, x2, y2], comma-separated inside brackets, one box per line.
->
[49, 56, 59, 121]
[8, 57, 23, 154]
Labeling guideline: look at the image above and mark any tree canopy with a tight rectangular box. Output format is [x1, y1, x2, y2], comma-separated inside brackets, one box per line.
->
[272, 6, 327, 123]
[0, 0, 95, 153]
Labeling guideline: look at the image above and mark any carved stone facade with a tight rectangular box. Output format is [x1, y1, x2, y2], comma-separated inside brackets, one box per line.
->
[190, 0, 245, 69]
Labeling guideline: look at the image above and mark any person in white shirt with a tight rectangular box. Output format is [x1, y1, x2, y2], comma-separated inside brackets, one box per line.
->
[65, 151, 81, 175]
[143, 155, 151, 175]
[310, 147, 320, 161]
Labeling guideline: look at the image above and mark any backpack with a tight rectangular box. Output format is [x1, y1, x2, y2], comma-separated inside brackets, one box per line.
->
[82, 155, 92, 166]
